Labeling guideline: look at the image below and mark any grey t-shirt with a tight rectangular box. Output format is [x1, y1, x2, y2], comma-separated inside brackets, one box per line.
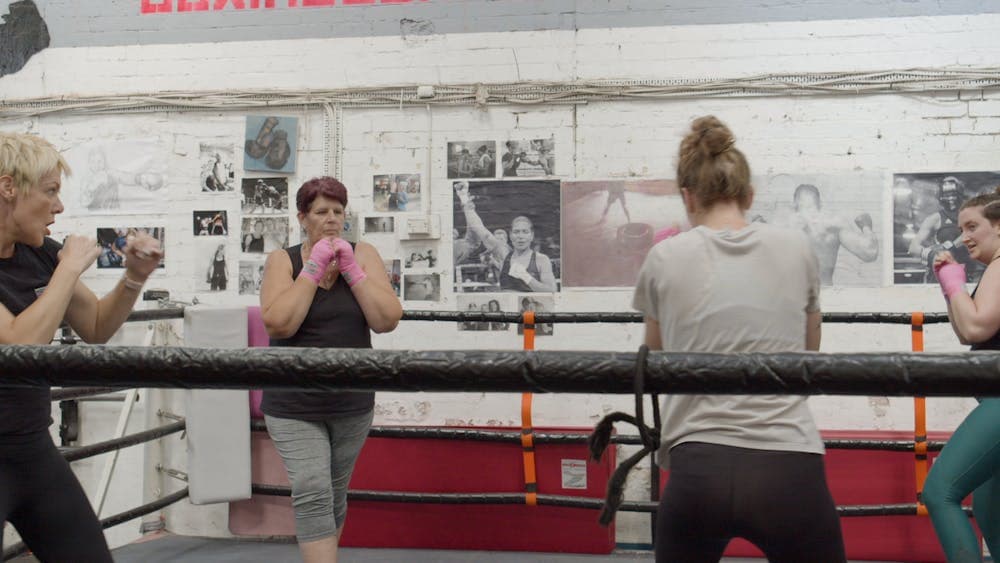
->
[632, 223, 824, 468]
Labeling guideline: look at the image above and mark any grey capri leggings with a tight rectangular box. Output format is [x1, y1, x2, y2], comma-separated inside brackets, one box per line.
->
[265, 410, 374, 542]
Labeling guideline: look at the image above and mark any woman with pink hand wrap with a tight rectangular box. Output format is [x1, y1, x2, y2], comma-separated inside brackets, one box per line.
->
[922, 188, 1000, 562]
[259, 176, 402, 563]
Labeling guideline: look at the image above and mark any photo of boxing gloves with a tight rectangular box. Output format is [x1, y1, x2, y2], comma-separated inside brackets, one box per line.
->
[561, 179, 684, 287]
[893, 171, 1000, 285]
[243, 115, 297, 173]
[750, 174, 883, 287]
[199, 143, 235, 192]
[452, 180, 561, 293]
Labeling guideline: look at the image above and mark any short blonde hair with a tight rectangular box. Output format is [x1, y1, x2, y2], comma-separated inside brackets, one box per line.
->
[0, 132, 72, 195]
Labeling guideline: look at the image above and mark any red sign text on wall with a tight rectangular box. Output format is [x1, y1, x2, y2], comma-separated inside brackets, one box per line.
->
[141, 0, 429, 14]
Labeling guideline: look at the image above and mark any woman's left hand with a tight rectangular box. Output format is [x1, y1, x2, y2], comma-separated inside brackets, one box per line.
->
[124, 232, 164, 280]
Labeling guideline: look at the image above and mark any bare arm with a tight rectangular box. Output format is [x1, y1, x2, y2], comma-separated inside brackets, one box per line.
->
[805, 310, 822, 351]
[644, 318, 662, 350]
[945, 263, 1000, 344]
[345, 241, 403, 333]
[908, 214, 939, 258]
[525, 253, 557, 292]
[259, 249, 319, 339]
[838, 216, 878, 262]
[0, 264, 87, 345]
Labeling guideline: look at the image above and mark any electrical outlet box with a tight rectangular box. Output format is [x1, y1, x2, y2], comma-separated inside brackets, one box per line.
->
[400, 214, 441, 240]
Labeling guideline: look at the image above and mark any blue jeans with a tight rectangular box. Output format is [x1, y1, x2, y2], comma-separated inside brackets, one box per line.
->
[265, 410, 373, 542]
[923, 398, 1000, 562]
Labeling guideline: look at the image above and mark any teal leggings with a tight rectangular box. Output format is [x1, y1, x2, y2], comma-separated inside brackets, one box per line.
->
[923, 398, 1000, 562]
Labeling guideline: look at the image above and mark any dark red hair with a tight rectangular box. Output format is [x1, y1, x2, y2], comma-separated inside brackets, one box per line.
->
[296, 176, 348, 213]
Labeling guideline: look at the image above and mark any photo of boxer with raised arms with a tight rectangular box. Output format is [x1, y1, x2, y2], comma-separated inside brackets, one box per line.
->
[751, 174, 882, 287]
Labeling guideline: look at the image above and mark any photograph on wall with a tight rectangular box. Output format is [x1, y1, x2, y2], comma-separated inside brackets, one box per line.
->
[192, 210, 229, 236]
[562, 179, 685, 287]
[401, 241, 437, 269]
[96, 227, 165, 269]
[238, 259, 266, 296]
[241, 216, 289, 254]
[243, 115, 297, 174]
[893, 171, 1000, 285]
[199, 143, 236, 193]
[62, 139, 169, 216]
[383, 259, 401, 296]
[447, 141, 496, 179]
[750, 173, 883, 287]
[403, 273, 440, 302]
[195, 239, 229, 292]
[516, 294, 554, 336]
[456, 294, 511, 332]
[364, 216, 395, 234]
[501, 138, 554, 177]
[241, 177, 288, 214]
[372, 174, 422, 212]
[453, 179, 561, 293]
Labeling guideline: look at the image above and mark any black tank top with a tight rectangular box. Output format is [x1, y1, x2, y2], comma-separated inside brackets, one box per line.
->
[0, 238, 60, 440]
[500, 250, 539, 292]
[261, 244, 374, 419]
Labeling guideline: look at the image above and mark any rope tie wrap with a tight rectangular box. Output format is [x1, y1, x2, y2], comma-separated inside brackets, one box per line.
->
[588, 345, 661, 526]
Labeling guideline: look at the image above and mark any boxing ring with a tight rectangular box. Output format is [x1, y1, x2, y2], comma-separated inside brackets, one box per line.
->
[0, 307, 989, 562]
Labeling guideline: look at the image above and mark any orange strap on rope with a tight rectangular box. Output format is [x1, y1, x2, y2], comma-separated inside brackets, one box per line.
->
[912, 311, 929, 516]
[521, 311, 538, 506]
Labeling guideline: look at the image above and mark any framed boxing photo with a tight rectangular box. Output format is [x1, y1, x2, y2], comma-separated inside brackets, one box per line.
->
[892, 171, 1000, 285]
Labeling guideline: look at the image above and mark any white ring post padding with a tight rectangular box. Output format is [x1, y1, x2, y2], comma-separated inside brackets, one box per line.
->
[183, 306, 251, 505]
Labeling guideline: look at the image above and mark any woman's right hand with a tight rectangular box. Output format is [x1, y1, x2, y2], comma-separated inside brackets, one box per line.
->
[58, 235, 102, 275]
[932, 250, 955, 270]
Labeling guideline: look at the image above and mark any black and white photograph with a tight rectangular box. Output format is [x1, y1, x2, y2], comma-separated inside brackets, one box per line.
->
[192, 210, 229, 236]
[96, 227, 166, 270]
[199, 143, 236, 192]
[447, 141, 496, 179]
[516, 294, 554, 336]
[453, 180, 561, 293]
[562, 179, 685, 287]
[501, 138, 554, 177]
[456, 294, 511, 332]
[372, 174, 422, 212]
[241, 216, 289, 254]
[195, 239, 229, 292]
[364, 216, 395, 234]
[384, 259, 401, 296]
[244, 115, 297, 174]
[238, 260, 266, 296]
[241, 177, 288, 214]
[401, 242, 437, 269]
[893, 171, 1000, 285]
[403, 273, 441, 302]
[63, 139, 169, 215]
[751, 173, 883, 287]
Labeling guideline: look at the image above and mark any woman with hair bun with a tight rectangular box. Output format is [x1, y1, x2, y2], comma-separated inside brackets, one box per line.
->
[922, 187, 1000, 562]
[632, 116, 845, 562]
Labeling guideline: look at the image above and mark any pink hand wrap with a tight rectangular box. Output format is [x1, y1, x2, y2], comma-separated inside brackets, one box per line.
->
[299, 239, 337, 285]
[935, 262, 967, 300]
[332, 238, 367, 287]
[653, 226, 681, 244]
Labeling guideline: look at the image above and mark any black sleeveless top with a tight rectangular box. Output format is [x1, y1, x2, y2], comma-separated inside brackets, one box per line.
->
[499, 250, 539, 292]
[0, 238, 60, 440]
[971, 283, 1000, 351]
[261, 244, 375, 419]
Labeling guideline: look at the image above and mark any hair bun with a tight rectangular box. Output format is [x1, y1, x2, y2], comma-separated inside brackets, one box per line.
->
[691, 115, 735, 157]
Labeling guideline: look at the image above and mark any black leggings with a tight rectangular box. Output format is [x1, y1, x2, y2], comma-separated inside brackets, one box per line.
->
[0, 433, 112, 562]
[656, 442, 846, 563]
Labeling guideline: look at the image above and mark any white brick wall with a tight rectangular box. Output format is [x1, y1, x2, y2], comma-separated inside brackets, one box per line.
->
[2, 12, 1000, 549]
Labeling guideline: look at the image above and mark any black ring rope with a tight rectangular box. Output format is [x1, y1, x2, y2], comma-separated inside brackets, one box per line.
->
[1, 488, 190, 561]
[60, 421, 186, 463]
[126, 307, 951, 325]
[3, 346, 1000, 396]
